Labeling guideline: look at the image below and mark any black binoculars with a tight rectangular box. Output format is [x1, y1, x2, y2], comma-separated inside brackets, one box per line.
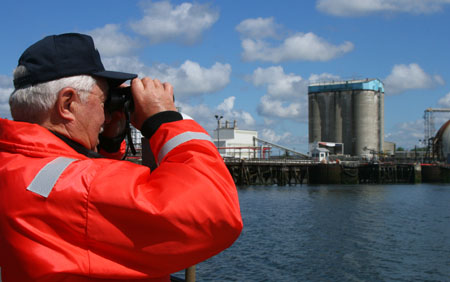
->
[105, 86, 134, 114]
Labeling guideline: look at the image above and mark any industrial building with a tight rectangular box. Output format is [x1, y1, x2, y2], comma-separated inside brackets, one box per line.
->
[213, 120, 260, 159]
[308, 78, 385, 157]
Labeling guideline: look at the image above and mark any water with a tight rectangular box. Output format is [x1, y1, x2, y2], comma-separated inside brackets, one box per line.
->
[188, 184, 450, 281]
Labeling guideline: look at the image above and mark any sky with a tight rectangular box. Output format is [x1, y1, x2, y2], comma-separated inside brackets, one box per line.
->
[1, 0, 450, 152]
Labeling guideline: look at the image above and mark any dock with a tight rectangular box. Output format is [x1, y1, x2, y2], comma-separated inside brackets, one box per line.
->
[224, 159, 450, 185]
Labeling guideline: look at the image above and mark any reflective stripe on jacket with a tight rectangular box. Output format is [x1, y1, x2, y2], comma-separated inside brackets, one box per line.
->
[0, 118, 243, 281]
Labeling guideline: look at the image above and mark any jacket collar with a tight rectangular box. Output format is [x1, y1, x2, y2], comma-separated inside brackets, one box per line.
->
[0, 118, 100, 159]
[51, 131, 104, 159]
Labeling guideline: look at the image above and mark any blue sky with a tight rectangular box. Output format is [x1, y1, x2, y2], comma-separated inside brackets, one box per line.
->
[1, 0, 450, 152]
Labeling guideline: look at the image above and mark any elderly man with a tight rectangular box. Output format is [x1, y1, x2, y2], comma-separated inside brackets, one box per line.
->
[0, 33, 242, 281]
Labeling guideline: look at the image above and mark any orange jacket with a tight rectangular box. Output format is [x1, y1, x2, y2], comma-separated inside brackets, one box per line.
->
[0, 116, 242, 281]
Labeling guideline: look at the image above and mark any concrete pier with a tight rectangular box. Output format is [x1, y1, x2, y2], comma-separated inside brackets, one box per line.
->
[224, 159, 449, 185]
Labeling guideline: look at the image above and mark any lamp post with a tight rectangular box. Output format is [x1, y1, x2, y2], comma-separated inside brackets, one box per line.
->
[215, 115, 223, 154]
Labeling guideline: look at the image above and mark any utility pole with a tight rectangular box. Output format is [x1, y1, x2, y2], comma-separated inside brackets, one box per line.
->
[215, 115, 223, 154]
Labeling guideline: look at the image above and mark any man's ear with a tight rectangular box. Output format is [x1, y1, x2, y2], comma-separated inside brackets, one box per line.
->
[56, 87, 77, 121]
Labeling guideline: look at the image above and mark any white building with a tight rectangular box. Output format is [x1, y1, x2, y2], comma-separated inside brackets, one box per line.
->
[212, 120, 259, 159]
[311, 147, 329, 162]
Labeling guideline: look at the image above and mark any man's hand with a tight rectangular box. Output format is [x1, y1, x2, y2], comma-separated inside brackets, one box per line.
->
[130, 77, 177, 130]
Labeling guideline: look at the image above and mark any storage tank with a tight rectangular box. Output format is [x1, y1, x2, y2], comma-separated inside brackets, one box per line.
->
[433, 120, 450, 162]
[308, 79, 384, 157]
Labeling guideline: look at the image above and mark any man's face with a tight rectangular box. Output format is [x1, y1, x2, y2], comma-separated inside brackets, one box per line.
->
[75, 79, 108, 151]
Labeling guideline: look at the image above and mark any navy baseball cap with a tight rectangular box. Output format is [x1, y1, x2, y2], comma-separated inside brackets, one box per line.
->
[13, 33, 137, 89]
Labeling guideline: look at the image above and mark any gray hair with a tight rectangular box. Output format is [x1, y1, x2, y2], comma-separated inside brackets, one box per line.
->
[9, 65, 97, 123]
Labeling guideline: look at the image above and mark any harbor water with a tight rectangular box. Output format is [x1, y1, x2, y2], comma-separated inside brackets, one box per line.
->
[187, 184, 450, 281]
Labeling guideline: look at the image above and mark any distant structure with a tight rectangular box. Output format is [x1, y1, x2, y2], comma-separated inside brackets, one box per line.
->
[433, 120, 450, 163]
[424, 108, 450, 154]
[130, 125, 143, 151]
[308, 78, 385, 157]
[310, 147, 330, 162]
[213, 120, 261, 159]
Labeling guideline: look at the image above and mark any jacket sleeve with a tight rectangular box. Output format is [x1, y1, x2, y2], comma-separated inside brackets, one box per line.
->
[97, 140, 126, 160]
[97, 132, 127, 160]
[85, 113, 243, 277]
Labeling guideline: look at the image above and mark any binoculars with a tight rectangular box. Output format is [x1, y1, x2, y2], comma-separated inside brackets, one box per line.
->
[105, 86, 133, 114]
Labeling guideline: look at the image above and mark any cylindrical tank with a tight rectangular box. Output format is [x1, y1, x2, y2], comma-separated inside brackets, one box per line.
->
[334, 92, 343, 143]
[379, 91, 384, 153]
[308, 93, 321, 144]
[434, 120, 450, 161]
[320, 92, 334, 141]
[339, 90, 353, 155]
[308, 79, 384, 157]
[442, 123, 450, 160]
[309, 91, 339, 144]
[353, 90, 381, 156]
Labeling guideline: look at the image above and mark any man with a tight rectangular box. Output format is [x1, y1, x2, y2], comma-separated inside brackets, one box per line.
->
[0, 33, 243, 281]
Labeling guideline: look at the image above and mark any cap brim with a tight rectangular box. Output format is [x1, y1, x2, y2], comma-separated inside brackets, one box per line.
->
[93, 70, 138, 86]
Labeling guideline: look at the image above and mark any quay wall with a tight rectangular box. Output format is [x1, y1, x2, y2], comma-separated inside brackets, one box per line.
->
[224, 160, 449, 185]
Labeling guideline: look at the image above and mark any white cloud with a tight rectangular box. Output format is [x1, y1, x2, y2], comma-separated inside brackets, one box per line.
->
[263, 117, 276, 126]
[248, 66, 336, 122]
[130, 1, 219, 45]
[217, 96, 255, 127]
[247, 66, 344, 122]
[384, 63, 445, 95]
[88, 24, 141, 57]
[241, 32, 354, 63]
[102, 56, 148, 77]
[217, 96, 235, 112]
[308, 73, 341, 83]
[317, 0, 450, 17]
[176, 97, 255, 132]
[438, 92, 450, 107]
[258, 95, 304, 120]
[176, 101, 213, 122]
[236, 17, 280, 39]
[434, 114, 450, 128]
[149, 60, 231, 97]
[385, 119, 424, 149]
[249, 66, 306, 98]
[386, 115, 450, 150]
[0, 75, 12, 118]
[102, 57, 231, 98]
[260, 128, 292, 144]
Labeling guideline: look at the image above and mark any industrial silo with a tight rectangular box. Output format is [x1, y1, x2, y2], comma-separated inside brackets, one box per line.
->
[308, 79, 384, 157]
